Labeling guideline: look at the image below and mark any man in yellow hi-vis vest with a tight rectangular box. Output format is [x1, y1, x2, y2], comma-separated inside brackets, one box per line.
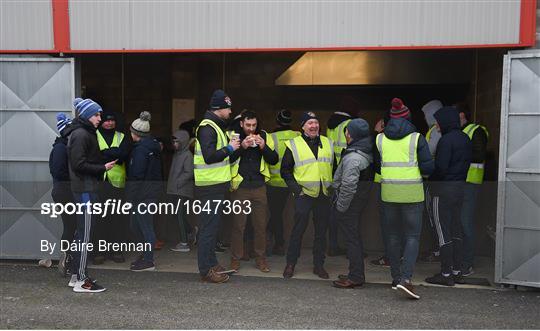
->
[374, 98, 434, 299]
[228, 110, 278, 273]
[281, 111, 334, 280]
[94, 111, 130, 265]
[325, 111, 352, 257]
[266, 109, 300, 256]
[458, 105, 488, 276]
[194, 90, 240, 283]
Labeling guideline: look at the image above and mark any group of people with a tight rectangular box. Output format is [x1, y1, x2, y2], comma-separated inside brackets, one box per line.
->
[49, 89, 488, 300]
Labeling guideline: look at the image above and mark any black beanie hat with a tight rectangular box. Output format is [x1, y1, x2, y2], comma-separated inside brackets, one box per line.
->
[101, 111, 116, 122]
[300, 111, 318, 127]
[276, 109, 292, 126]
[209, 89, 232, 110]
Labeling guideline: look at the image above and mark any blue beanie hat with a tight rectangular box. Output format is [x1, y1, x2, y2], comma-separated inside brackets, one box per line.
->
[209, 89, 232, 110]
[73, 98, 102, 120]
[56, 113, 72, 134]
[346, 118, 370, 140]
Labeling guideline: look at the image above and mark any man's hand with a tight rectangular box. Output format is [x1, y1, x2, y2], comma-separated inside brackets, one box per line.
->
[241, 136, 254, 149]
[105, 160, 117, 171]
[230, 138, 241, 151]
[254, 134, 265, 150]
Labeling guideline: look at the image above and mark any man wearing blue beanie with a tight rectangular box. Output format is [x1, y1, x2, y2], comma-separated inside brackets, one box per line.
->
[68, 98, 116, 293]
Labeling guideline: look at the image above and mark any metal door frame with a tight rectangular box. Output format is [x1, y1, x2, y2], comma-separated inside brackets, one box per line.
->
[496, 50, 540, 287]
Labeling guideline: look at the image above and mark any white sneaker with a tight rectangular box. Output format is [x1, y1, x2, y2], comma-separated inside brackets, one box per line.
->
[73, 278, 106, 293]
[170, 242, 190, 252]
[68, 274, 77, 287]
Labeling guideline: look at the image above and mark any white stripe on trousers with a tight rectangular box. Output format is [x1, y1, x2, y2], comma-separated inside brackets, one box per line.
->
[78, 195, 92, 280]
[432, 196, 450, 247]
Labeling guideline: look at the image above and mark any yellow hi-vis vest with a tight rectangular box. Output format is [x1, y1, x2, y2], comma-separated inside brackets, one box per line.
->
[194, 119, 231, 186]
[229, 131, 275, 191]
[462, 123, 489, 184]
[327, 119, 351, 164]
[426, 125, 436, 142]
[285, 135, 334, 198]
[376, 132, 424, 203]
[267, 130, 301, 187]
[96, 130, 126, 188]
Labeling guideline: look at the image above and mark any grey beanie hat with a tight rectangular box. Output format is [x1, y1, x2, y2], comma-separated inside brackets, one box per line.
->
[131, 111, 151, 136]
[346, 118, 370, 140]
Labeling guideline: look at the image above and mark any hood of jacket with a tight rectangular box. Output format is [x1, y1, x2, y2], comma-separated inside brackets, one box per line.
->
[70, 117, 97, 134]
[327, 112, 352, 130]
[434, 106, 461, 135]
[204, 110, 228, 130]
[135, 136, 162, 155]
[172, 130, 191, 153]
[383, 118, 417, 140]
[52, 136, 68, 147]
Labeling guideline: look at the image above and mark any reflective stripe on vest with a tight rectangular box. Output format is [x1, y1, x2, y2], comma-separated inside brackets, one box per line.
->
[462, 123, 489, 184]
[376, 132, 424, 203]
[426, 125, 435, 142]
[96, 130, 126, 188]
[194, 119, 231, 186]
[267, 130, 300, 187]
[327, 119, 351, 164]
[229, 130, 274, 191]
[285, 135, 333, 197]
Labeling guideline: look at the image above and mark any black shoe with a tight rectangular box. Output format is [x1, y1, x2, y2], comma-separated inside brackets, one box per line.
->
[214, 241, 227, 253]
[453, 272, 465, 284]
[73, 278, 106, 293]
[130, 259, 155, 272]
[391, 278, 400, 290]
[425, 273, 455, 286]
[130, 255, 143, 268]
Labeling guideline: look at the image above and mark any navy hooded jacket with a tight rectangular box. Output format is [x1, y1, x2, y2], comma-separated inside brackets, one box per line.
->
[126, 136, 163, 203]
[431, 107, 472, 181]
[373, 118, 434, 177]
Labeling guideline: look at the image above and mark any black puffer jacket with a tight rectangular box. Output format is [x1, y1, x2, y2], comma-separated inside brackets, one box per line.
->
[67, 118, 105, 193]
[431, 107, 472, 181]
[49, 125, 75, 198]
[126, 136, 163, 203]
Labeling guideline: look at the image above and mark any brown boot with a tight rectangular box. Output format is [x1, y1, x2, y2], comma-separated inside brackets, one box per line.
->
[283, 263, 295, 278]
[230, 258, 240, 271]
[201, 268, 229, 283]
[256, 257, 270, 273]
[313, 266, 329, 279]
[332, 278, 364, 289]
[211, 264, 226, 273]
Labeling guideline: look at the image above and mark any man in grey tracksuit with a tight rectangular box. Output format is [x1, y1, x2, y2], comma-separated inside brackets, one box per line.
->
[330, 118, 374, 288]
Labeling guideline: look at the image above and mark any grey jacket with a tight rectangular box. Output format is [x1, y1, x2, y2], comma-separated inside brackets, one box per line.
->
[166, 130, 194, 198]
[331, 149, 372, 213]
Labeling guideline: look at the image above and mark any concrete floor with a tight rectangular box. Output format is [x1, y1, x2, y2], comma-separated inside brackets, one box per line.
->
[85, 247, 495, 289]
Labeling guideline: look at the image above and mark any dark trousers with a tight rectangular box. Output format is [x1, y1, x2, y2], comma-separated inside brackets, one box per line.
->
[461, 183, 480, 270]
[286, 194, 330, 267]
[333, 194, 368, 283]
[433, 182, 465, 275]
[168, 194, 192, 244]
[72, 192, 98, 281]
[93, 182, 127, 257]
[424, 183, 440, 253]
[52, 190, 77, 266]
[266, 185, 289, 247]
[130, 199, 156, 262]
[197, 191, 224, 275]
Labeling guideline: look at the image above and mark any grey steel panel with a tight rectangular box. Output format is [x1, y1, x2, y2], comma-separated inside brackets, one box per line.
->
[69, 0, 521, 50]
[0, 57, 75, 260]
[0, 0, 54, 50]
[496, 51, 540, 288]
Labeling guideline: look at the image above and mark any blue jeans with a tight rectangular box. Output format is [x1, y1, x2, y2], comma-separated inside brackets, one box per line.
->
[130, 199, 156, 262]
[461, 183, 479, 270]
[196, 192, 224, 275]
[381, 201, 423, 282]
